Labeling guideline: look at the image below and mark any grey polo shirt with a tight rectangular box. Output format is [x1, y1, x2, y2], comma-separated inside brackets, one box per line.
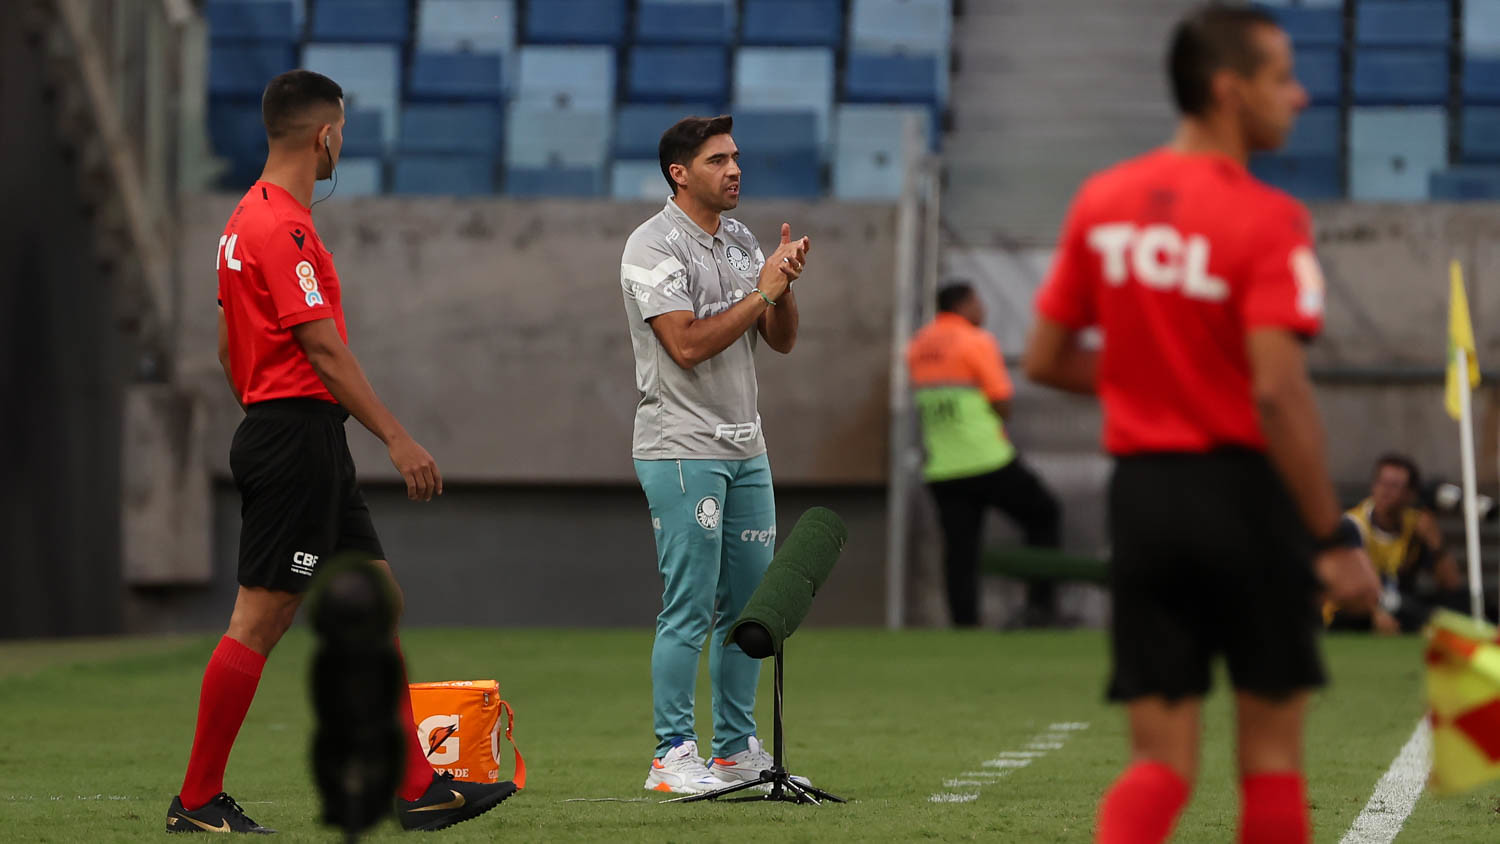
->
[621, 199, 768, 461]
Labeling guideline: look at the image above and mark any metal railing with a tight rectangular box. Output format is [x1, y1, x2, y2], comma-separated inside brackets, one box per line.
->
[884, 116, 943, 630]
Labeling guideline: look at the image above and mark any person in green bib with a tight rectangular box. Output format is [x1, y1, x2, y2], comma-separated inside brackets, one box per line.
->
[907, 282, 1062, 627]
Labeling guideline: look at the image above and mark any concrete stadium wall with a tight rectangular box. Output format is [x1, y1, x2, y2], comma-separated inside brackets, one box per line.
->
[115, 196, 1500, 636]
[172, 194, 897, 486]
[120, 194, 898, 632]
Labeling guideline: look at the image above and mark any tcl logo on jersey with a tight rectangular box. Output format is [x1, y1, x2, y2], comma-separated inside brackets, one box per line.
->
[1087, 223, 1227, 303]
[216, 233, 243, 271]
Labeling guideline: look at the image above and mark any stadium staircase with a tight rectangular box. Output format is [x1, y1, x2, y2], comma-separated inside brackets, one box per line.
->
[942, 0, 1191, 247]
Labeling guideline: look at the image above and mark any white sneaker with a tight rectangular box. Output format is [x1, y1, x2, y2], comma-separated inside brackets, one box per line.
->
[708, 736, 811, 787]
[644, 740, 719, 794]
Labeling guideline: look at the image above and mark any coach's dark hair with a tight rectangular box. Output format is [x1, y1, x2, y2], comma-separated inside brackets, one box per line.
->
[937, 282, 976, 313]
[262, 70, 344, 141]
[1167, 3, 1281, 116]
[659, 115, 734, 194]
[1374, 453, 1421, 492]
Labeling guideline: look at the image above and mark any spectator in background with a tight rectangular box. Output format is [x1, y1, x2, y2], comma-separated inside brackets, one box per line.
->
[907, 282, 1062, 628]
[1331, 454, 1468, 634]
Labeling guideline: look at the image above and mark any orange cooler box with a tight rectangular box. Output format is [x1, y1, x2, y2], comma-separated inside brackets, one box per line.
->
[407, 680, 526, 788]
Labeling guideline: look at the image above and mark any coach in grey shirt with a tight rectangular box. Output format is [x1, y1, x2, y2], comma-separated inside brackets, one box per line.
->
[620, 115, 810, 795]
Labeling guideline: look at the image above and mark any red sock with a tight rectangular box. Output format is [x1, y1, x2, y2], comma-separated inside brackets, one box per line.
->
[1240, 773, 1309, 844]
[394, 637, 436, 801]
[179, 636, 266, 810]
[1097, 761, 1190, 844]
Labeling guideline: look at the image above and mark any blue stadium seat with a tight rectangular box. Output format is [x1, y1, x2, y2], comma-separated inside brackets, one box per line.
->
[730, 110, 818, 154]
[727, 110, 821, 198]
[1269, 7, 1343, 47]
[1353, 49, 1449, 105]
[340, 108, 386, 158]
[734, 48, 834, 147]
[392, 156, 495, 194]
[302, 44, 401, 143]
[1430, 167, 1500, 199]
[407, 51, 505, 101]
[210, 42, 297, 97]
[844, 52, 943, 105]
[832, 104, 931, 199]
[398, 103, 503, 155]
[1468, 0, 1500, 55]
[1249, 155, 1343, 200]
[517, 46, 616, 109]
[1349, 107, 1448, 200]
[310, 0, 409, 43]
[849, 0, 951, 55]
[1356, 1, 1451, 48]
[1465, 57, 1500, 103]
[738, 152, 821, 198]
[1283, 107, 1340, 157]
[328, 158, 383, 195]
[416, 0, 516, 53]
[1297, 48, 1342, 105]
[505, 106, 612, 168]
[205, 0, 297, 41]
[208, 102, 269, 187]
[636, 0, 736, 45]
[742, 0, 842, 47]
[1462, 107, 1500, 161]
[615, 103, 716, 158]
[523, 0, 628, 45]
[504, 167, 607, 196]
[612, 159, 667, 198]
[628, 47, 729, 103]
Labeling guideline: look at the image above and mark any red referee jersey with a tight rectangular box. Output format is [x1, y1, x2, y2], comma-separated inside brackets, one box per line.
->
[217, 181, 346, 405]
[1035, 149, 1326, 456]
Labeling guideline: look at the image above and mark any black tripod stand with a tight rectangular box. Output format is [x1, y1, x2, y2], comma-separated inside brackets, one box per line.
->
[666, 648, 845, 806]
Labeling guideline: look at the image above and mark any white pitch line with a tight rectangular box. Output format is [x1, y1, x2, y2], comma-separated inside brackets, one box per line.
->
[981, 758, 1033, 769]
[1339, 719, 1431, 844]
[928, 723, 1090, 804]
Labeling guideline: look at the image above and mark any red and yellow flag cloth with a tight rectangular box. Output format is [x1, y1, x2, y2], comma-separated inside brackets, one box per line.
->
[1427, 610, 1500, 794]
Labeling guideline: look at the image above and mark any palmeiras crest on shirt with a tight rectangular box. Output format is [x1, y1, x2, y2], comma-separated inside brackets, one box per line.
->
[725, 245, 754, 275]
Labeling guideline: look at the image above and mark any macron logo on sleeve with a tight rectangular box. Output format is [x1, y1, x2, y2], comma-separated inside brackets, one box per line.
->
[290, 228, 306, 250]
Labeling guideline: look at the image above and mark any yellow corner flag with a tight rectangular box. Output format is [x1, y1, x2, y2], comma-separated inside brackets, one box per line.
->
[1427, 610, 1500, 794]
[1447, 260, 1480, 421]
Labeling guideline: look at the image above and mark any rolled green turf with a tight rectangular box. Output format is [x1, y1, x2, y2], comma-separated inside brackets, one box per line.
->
[726, 507, 848, 653]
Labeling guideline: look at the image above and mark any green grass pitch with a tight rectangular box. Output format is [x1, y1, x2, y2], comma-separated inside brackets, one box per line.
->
[2, 629, 1498, 842]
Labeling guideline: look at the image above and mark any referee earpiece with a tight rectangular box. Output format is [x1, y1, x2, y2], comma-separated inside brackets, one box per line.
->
[312, 128, 338, 209]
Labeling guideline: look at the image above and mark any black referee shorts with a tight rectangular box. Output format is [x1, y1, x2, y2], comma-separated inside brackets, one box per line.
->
[1107, 448, 1326, 703]
[230, 398, 385, 593]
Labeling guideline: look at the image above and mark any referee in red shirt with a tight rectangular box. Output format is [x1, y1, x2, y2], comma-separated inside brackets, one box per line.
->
[166, 70, 513, 834]
[1024, 7, 1380, 844]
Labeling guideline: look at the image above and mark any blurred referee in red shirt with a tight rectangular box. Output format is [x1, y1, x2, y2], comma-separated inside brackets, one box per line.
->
[165, 70, 513, 835]
[1024, 7, 1380, 844]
